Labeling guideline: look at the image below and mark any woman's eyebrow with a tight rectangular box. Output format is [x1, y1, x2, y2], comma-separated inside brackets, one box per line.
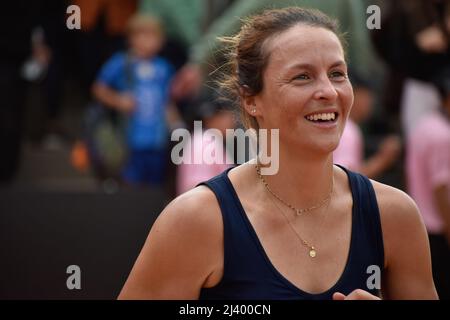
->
[329, 60, 347, 68]
[287, 60, 346, 71]
[288, 63, 314, 71]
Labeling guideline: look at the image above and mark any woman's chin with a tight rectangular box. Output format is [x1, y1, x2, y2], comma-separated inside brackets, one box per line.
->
[305, 137, 340, 156]
[318, 142, 340, 155]
[280, 130, 341, 157]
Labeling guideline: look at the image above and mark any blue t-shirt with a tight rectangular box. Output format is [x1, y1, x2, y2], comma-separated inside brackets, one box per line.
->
[96, 52, 174, 150]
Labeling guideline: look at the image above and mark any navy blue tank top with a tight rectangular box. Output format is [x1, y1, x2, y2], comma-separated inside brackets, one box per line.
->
[198, 165, 384, 300]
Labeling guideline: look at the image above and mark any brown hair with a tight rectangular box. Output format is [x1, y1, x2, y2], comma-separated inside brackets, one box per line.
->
[218, 7, 345, 130]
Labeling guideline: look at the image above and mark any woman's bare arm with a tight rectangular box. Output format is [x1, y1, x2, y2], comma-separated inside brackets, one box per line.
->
[374, 181, 438, 300]
[118, 186, 223, 299]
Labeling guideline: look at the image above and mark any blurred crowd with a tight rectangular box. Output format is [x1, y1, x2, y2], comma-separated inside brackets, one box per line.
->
[0, 0, 449, 298]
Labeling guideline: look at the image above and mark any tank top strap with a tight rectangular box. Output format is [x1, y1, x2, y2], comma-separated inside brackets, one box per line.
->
[335, 164, 385, 271]
[197, 166, 272, 280]
[197, 167, 247, 244]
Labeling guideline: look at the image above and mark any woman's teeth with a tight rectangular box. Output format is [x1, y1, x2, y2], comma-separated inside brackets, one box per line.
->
[305, 112, 337, 122]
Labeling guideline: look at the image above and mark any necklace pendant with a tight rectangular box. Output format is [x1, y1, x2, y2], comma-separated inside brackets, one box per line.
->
[309, 247, 316, 258]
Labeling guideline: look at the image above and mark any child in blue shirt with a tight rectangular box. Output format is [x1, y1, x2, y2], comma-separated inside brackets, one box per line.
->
[93, 14, 181, 186]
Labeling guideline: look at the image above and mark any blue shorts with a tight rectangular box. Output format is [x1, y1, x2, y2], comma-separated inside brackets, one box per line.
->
[122, 148, 167, 186]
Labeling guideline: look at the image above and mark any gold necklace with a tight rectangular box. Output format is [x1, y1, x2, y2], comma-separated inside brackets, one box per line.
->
[255, 164, 334, 258]
[255, 164, 334, 215]
[270, 195, 323, 258]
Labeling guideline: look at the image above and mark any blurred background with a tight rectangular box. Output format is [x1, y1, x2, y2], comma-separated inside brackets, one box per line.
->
[1, 0, 449, 299]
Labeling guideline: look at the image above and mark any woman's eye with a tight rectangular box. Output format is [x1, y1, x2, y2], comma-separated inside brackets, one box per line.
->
[293, 74, 310, 80]
[330, 71, 347, 80]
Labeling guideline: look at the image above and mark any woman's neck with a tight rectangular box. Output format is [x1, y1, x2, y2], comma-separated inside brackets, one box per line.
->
[257, 145, 335, 210]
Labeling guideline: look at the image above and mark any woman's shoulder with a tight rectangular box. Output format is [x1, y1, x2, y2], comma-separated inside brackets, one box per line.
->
[163, 164, 249, 232]
[370, 179, 421, 221]
[118, 186, 224, 298]
[159, 185, 223, 236]
[149, 186, 224, 277]
[369, 179, 427, 268]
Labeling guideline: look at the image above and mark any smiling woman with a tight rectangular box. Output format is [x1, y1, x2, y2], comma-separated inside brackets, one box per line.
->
[118, 7, 438, 300]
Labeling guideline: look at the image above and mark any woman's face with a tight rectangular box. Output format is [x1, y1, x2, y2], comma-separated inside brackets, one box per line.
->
[251, 25, 354, 156]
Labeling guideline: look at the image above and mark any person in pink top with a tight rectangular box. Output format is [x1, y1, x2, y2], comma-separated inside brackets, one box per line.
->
[334, 117, 363, 171]
[176, 95, 235, 194]
[334, 75, 401, 178]
[406, 69, 450, 299]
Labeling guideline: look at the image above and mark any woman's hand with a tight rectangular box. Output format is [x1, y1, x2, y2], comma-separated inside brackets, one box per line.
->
[333, 289, 381, 300]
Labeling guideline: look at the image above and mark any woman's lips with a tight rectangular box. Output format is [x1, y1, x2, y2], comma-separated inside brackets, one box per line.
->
[304, 112, 339, 125]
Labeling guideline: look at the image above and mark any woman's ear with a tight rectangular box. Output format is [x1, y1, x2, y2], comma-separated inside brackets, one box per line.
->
[240, 86, 260, 116]
[243, 95, 258, 115]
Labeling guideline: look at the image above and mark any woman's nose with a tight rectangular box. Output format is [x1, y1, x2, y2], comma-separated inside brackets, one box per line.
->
[312, 76, 338, 101]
